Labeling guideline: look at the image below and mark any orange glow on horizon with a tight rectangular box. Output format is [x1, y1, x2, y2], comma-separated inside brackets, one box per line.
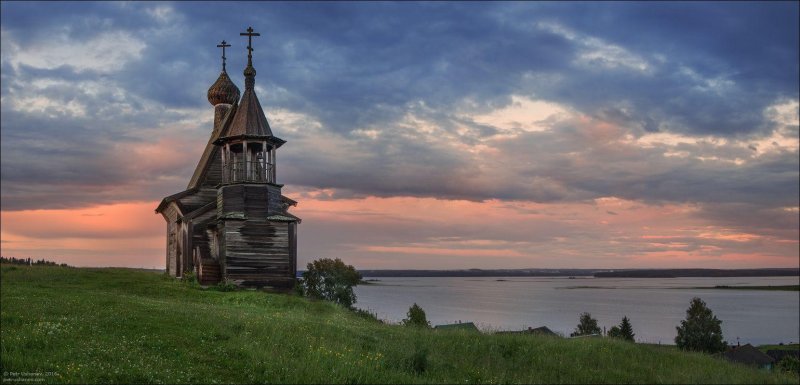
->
[0, 193, 796, 269]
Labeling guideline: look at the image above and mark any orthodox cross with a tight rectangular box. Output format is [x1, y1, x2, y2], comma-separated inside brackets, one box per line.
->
[240, 26, 260, 66]
[216, 40, 231, 72]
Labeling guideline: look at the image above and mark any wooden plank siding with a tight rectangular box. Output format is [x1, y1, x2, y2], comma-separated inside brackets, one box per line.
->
[217, 183, 296, 288]
[162, 203, 182, 277]
[177, 188, 217, 214]
[222, 220, 293, 287]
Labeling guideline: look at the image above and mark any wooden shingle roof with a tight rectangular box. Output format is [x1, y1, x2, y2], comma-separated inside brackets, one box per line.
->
[723, 344, 775, 367]
[188, 103, 237, 189]
[222, 85, 272, 139]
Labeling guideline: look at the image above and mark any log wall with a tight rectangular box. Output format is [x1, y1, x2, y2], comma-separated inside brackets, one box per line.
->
[162, 203, 181, 277]
[217, 183, 296, 288]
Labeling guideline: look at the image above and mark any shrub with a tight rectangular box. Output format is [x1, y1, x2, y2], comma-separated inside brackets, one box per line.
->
[675, 297, 726, 353]
[571, 312, 601, 337]
[402, 303, 431, 328]
[407, 346, 429, 374]
[608, 316, 635, 342]
[292, 278, 305, 296]
[777, 355, 800, 375]
[180, 271, 199, 287]
[300, 258, 361, 308]
[211, 278, 238, 292]
[351, 308, 383, 323]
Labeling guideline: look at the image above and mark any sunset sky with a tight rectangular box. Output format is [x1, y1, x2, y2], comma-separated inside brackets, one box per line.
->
[1, 2, 798, 270]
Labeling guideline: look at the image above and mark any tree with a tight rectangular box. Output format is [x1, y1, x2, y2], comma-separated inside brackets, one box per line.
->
[402, 303, 430, 328]
[777, 355, 800, 376]
[608, 316, 635, 342]
[618, 316, 635, 342]
[300, 258, 362, 308]
[571, 312, 602, 337]
[675, 297, 726, 353]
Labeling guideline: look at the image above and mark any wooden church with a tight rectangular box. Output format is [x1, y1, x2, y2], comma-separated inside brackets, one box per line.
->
[156, 27, 300, 288]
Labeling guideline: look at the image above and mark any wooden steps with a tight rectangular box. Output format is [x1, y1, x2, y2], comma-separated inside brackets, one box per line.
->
[197, 258, 221, 286]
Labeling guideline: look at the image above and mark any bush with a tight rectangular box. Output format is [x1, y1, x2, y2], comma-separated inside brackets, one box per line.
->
[571, 312, 601, 337]
[777, 355, 800, 375]
[675, 297, 726, 353]
[608, 316, 635, 342]
[351, 307, 383, 323]
[407, 346, 429, 374]
[300, 258, 361, 308]
[292, 278, 305, 296]
[211, 278, 238, 292]
[402, 303, 431, 328]
[180, 271, 199, 287]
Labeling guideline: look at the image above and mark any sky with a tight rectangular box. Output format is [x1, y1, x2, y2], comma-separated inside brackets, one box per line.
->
[1, 1, 798, 270]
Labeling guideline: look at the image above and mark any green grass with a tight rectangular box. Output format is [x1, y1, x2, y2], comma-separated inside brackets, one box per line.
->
[758, 344, 800, 352]
[1, 264, 797, 384]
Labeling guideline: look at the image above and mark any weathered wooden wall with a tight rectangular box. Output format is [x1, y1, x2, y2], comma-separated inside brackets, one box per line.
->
[217, 183, 295, 288]
[162, 203, 181, 276]
[223, 220, 292, 287]
[189, 208, 218, 263]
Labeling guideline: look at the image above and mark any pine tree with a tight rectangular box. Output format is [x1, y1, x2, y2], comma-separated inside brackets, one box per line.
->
[675, 297, 726, 353]
[618, 316, 635, 342]
[570, 312, 602, 337]
[402, 303, 431, 328]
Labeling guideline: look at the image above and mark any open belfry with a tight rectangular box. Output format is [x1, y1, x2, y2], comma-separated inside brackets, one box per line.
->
[156, 27, 300, 288]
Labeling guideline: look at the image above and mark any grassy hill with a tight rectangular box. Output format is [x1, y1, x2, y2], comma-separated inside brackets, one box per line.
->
[1, 265, 796, 384]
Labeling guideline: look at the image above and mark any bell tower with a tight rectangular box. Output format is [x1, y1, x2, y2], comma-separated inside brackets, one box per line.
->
[156, 27, 299, 288]
[211, 26, 299, 288]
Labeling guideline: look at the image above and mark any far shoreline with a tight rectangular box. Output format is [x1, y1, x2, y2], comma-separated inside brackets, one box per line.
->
[355, 267, 800, 278]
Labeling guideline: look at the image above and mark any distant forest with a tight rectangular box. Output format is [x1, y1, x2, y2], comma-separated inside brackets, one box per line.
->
[1, 256, 70, 267]
[593, 268, 800, 278]
[356, 268, 800, 278]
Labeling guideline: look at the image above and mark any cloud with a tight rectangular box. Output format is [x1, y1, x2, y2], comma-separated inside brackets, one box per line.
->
[0, 2, 796, 267]
[3, 30, 145, 74]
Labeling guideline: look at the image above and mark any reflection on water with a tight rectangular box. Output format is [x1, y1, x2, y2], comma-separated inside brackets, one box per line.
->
[354, 276, 800, 345]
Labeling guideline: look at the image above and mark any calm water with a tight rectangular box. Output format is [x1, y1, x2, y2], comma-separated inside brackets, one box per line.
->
[354, 276, 800, 345]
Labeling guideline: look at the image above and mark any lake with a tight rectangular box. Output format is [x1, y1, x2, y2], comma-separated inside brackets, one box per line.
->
[353, 276, 800, 345]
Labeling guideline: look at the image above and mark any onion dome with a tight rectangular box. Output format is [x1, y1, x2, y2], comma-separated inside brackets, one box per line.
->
[207, 71, 240, 106]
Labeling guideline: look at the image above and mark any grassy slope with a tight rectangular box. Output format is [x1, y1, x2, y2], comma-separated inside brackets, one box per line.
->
[1, 265, 797, 384]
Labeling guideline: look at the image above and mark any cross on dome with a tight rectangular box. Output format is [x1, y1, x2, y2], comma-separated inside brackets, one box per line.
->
[216, 40, 231, 72]
[240, 26, 260, 67]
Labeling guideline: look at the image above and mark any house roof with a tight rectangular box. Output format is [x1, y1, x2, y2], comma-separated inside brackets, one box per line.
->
[282, 195, 298, 206]
[182, 201, 216, 222]
[530, 326, 559, 336]
[434, 322, 479, 332]
[223, 86, 272, 138]
[155, 187, 198, 214]
[766, 349, 800, 362]
[723, 344, 775, 366]
[216, 60, 277, 143]
[496, 326, 560, 337]
[267, 212, 302, 223]
[155, 188, 217, 218]
[187, 102, 237, 189]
